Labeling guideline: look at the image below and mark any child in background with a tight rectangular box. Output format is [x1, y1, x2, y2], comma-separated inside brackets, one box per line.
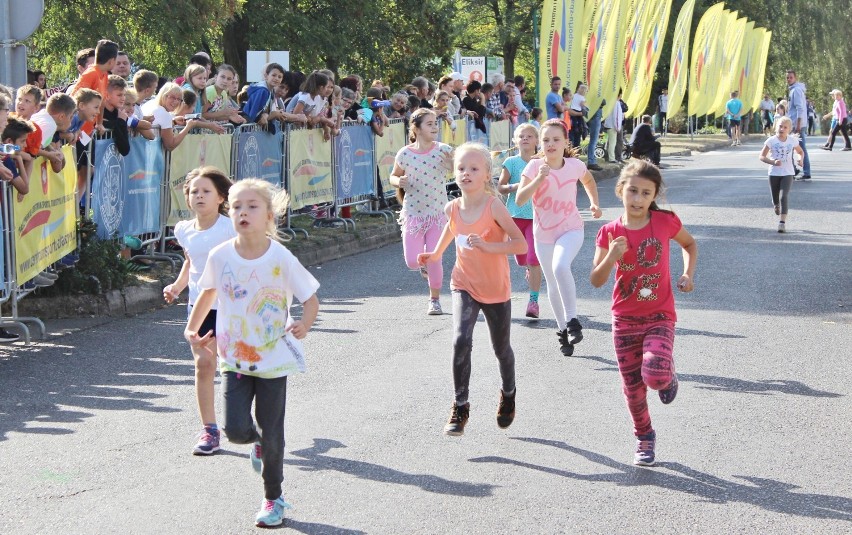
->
[529, 107, 543, 129]
[29, 92, 74, 172]
[174, 90, 225, 135]
[288, 71, 331, 128]
[390, 108, 454, 315]
[185, 178, 319, 528]
[165, 166, 236, 455]
[244, 63, 286, 129]
[590, 160, 697, 466]
[1, 116, 34, 197]
[0, 93, 9, 131]
[181, 64, 208, 115]
[11, 84, 44, 182]
[758, 116, 804, 233]
[122, 88, 155, 140]
[417, 142, 527, 435]
[561, 87, 573, 125]
[101, 75, 130, 157]
[203, 64, 245, 126]
[497, 123, 542, 319]
[516, 119, 602, 356]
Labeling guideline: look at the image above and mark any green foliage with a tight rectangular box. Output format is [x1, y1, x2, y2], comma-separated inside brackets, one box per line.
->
[38, 219, 133, 296]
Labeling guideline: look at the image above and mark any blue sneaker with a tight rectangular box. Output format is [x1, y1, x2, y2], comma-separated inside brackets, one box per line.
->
[634, 431, 656, 466]
[250, 440, 262, 473]
[192, 426, 220, 455]
[659, 373, 679, 405]
[255, 496, 291, 527]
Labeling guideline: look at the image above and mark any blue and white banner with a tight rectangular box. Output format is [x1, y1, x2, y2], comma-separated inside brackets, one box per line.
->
[92, 137, 163, 239]
[333, 124, 374, 200]
[235, 129, 283, 185]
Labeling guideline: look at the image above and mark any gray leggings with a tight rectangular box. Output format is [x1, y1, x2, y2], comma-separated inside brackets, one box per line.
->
[452, 290, 516, 405]
[222, 371, 288, 500]
[769, 175, 794, 215]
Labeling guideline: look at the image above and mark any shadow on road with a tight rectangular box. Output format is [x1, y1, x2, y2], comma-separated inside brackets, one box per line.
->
[283, 519, 367, 534]
[287, 438, 496, 497]
[470, 437, 852, 522]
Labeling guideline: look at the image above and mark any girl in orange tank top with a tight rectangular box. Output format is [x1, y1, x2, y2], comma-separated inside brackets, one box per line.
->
[418, 143, 528, 436]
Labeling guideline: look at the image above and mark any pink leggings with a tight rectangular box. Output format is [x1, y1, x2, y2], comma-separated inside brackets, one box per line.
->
[612, 316, 676, 437]
[402, 220, 444, 290]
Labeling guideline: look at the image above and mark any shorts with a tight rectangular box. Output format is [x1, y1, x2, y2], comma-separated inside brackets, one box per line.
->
[188, 306, 217, 337]
[75, 139, 93, 171]
[512, 217, 539, 266]
[729, 119, 741, 127]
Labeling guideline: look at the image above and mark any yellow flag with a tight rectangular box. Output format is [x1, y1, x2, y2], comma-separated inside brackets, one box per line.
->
[666, 0, 695, 117]
[584, 0, 628, 116]
[538, 0, 586, 106]
[709, 13, 748, 116]
[631, 0, 674, 116]
[621, 0, 653, 110]
[752, 30, 772, 113]
[732, 21, 757, 111]
[688, 2, 725, 116]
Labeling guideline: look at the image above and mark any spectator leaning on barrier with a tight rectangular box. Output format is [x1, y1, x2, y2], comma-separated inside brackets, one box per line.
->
[122, 88, 155, 140]
[101, 75, 131, 156]
[174, 52, 213, 86]
[202, 64, 245, 126]
[141, 82, 202, 151]
[30, 92, 75, 172]
[1, 116, 35, 197]
[244, 62, 286, 130]
[411, 77, 432, 109]
[488, 73, 506, 120]
[11, 84, 43, 183]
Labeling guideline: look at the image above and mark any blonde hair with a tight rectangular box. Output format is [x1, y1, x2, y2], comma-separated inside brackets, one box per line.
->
[455, 142, 498, 197]
[228, 179, 290, 241]
[512, 123, 539, 147]
[183, 64, 206, 86]
[155, 82, 182, 108]
[774, 115, 793, 133]
[124, 87, 138, 105]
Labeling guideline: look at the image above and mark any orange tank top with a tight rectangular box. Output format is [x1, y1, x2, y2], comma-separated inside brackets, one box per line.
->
[449, 197, 511, 304]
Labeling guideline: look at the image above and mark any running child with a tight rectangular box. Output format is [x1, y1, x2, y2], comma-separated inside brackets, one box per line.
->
[497, 123, 542, 319]
[184, 178, 320, 528]
[390, 108, 454, 315]
[758, 116, 804, 233]
[516, 119, 602, 356]
[164, 166, 237, 455]
[418, 142, 527, 435]
[590, 160, 697, 466]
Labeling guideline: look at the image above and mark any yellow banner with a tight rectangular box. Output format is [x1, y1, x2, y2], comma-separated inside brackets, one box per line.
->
[442, 117, 467, 148]
[732, 21, 757, 112]
[688, 2, 725, 116]
[13, 146, 77, 284]
[539, 0, 586, 107]
[666, 0, 695, 117]
[751, 30, 772, 113]
[375, 122, 406, 196]
[287, 128, 334, 210]
[632, 0, 674, 116]
[621, 0, 655, 114]
[584, 0, 627, 117]
[709, 13, 747, 117]
[167, 133, 233, 225]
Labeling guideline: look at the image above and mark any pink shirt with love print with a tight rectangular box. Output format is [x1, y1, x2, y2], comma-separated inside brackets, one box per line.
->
[522, 157, 587, 244]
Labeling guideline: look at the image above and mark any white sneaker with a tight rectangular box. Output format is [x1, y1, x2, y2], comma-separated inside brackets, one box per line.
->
[427, 299, 442, 315]
[777, 221, 786, 233]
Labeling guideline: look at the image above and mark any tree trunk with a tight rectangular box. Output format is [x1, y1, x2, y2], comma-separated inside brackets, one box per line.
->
[503, 40, 519, 79]
[223, 13, 250, 83]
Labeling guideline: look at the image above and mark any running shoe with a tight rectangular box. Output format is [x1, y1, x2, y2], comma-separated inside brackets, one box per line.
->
[634, 431, 656, 466]
[427, 298, 442, 316]
[525, 300, 539, 319]
[192, 426, 220, 455]
[250, 440, 262, 473]
[444, 403, 470, 436]
[255, 496, 292, 527]
[496, 390, 516, 429]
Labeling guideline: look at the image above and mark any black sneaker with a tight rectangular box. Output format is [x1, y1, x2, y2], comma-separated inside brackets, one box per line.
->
[558, 329, 573, 356]
[496, 390, 516, 429]
[0, 328, 20, 343]
[444, 403, 470, 436]
[801, 175, 811, 181]
[566, 317, 583, 345]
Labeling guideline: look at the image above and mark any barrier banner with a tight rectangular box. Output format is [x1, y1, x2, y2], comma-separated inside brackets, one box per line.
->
[442, 118, 467, 148]
[167, 133, 233, 225]
[334, 124, 374, 200]
[489, 120, 512, 152]
[287, 128, 333, 210]
[236, 129, 283, 184]
[13, 146, 77, 284]
[375, 122, 405, 195]
[91, 137, 164, 239]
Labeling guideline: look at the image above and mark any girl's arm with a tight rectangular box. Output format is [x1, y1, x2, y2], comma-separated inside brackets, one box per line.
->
[184, 288, 217, 343]
[286, 294, 319, 340]
[793, 144, 805, 163]
[164, 255, 191, 303]
[469, 201, 527, 255]
[515, 166, 548, 206]
[497, 167, 517, 195]
[579, 170, 603, 218]
[758, 145, 781, 167]
[590, 232, 629, 287]
[673, 227, 697, 292]
[389, 160, 408, 188]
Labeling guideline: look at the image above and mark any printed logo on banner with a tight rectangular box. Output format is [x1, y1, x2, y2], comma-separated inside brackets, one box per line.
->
[338, 129, 353, 196]
[98, 144, 125, 237]
[241, 134, 259, 179]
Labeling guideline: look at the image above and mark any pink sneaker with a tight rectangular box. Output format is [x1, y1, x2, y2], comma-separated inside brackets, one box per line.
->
[525, 300, 539, 319]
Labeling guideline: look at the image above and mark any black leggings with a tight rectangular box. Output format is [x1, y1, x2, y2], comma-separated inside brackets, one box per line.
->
[769, 175, 794, 216]
[827, 119, 851, 149]
[451, 290, 515, 405]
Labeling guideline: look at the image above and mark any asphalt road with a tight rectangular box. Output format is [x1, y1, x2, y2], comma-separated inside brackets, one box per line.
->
[1, 137, 850, 534]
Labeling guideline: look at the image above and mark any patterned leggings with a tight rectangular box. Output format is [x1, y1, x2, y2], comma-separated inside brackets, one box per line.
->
[612, 316, 676, 437]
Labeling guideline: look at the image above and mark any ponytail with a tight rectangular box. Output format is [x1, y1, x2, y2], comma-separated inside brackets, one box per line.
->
[534, 119, 580, 159]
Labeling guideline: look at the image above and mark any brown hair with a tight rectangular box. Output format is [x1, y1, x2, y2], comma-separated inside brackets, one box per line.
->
[408, 108, 436, 143]
[17, 84, 43, 104]
[2, 115, 35, 142]
[132, 69, 159, 92]
[184, 166, 233, 216]
[107, 74, 127, 92]
[75, 88, 103, 106]
[536, 119, 579, 159]
[615, 160, 672, 214]
[46, 93, 76, 116]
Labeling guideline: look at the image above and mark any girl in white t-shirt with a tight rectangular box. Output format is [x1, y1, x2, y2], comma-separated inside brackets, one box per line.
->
[185, 179, 319, 528]
[758, 116, 804, 233]
[164, 166, 236, 455]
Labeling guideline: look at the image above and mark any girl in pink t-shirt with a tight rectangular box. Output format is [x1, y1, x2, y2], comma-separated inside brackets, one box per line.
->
[590, 160, 697, 467]
[516, 119, 602, 356]
[418, 143, 527, 436]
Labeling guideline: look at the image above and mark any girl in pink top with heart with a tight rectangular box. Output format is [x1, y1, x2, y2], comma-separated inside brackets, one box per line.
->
[590, 160, 697, 467]
[516, 119, 602, 356]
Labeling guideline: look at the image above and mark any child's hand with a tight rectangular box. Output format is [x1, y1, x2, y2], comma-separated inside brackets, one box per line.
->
[440, 149, 454, 171]
[468, 229, 492, 250]
[163, 284, 179, 304]
[184, 329, 213, 347]
[589, 204, 602, 218]
[285, 320, 309, 340]
[417, 252, 436, 266]
[118, 108, 129, 121]
[0, 166, 12, 182]
[396, 175, 409, 189]
[607, 232, 628, 260]
[677, 274, 694, 293]
[537, 164, 551, 180]
[292, 113, 308, 124]
[208, 123, 226, 134]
